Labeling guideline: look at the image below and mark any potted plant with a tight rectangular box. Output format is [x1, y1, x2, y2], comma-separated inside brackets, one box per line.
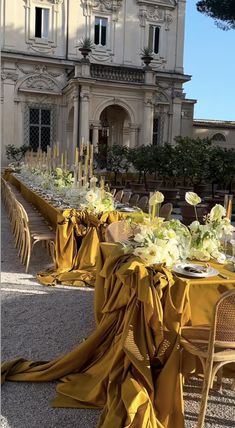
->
[5, 144, 29, 168]
[78, 37, 94, 60]
[174, 136, 212, 197]
[141, 47, 154, 67]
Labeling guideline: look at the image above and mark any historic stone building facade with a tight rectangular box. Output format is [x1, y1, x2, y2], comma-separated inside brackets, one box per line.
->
[1, 0, 196, 165]
[193, 120, 235, 150]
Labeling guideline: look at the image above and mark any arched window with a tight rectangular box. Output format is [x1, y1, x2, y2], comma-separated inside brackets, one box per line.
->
[211, 133, 226, 143]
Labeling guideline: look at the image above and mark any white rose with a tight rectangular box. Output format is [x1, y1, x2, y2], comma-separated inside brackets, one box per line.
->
[209, 204, 226, 222]
[149, 191, 164, 205]
[185, 192, 201, 206]
[90, 176, 98, 184]
[55, 167, 63, 177]
[134, 233, 146, 243]
[85, 190, 98, 203]
[189, 220, 201, 233]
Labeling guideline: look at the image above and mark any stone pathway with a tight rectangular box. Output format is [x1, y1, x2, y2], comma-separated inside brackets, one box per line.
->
[1, 206, 234, 427]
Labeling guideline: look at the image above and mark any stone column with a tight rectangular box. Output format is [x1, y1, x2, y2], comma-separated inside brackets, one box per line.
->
[79, 88, 90, 143]
[171, 100, 182, 144]
[92, 125, 99, 151]
[72, 91, 79, 162]
[143, 96, 154, 145]
[129, 124, 139, 148]
[175, 0, 186, 73]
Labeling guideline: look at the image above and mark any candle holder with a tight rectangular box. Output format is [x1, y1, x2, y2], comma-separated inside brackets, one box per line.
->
[224, 194, 233, 221]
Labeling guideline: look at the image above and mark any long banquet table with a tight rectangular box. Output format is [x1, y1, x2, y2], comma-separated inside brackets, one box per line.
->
[2, 242, 235, 428]
[6, 174, 144, 286]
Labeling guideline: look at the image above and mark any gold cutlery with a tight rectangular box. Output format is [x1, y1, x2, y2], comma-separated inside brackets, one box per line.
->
[217, 272, 229, 279]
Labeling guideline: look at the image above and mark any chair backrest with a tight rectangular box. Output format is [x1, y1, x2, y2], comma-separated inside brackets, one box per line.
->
[213, 289, 235, 346]
[137, 196, 149, 212]
[159, 203, 173, 220]
[105, 220, 132, 243]
[110, 188, 116, 197]
[129, 194, 139, 207]
[121, 191, 132, 204]
[114, 190, 124, 202]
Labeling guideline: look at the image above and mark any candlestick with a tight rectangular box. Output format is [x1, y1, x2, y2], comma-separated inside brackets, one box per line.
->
[64, 150, 68, 172]
[56, 142, 59, 158]
[74, 168, 78, 187]
[84, 156, 88, 183]
[61, 153, 64, 170]
[224, 194, 233, 221]
[86, 142, 90, 158]
[80, 138, 84, 157]
[78, 162, 82, 181]
[100, 176, 105, 200]
[90, 143, 94, 162]
[75, 147, 79, 166]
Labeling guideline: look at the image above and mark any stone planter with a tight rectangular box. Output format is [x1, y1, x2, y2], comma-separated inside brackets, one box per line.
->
[141, 55, 153, 67]
[193, 183, 210, 197]
[130, 182, 145, 192]
[146, 180, 163, 191]
[79, 47, 91, 60]
[159, 188, 179, 205]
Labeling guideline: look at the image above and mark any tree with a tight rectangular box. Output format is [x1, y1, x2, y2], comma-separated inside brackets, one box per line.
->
[131, 145, 155, 188]
[5, 144, 29, 165]
[105, 145, 130, 185]
[207, 146, 235, 193]
[196, 0, 235, 30]
[174, 137, 212, 185]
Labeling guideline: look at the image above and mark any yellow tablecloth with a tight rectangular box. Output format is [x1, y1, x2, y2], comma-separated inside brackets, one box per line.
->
[2, 244, 235, 427]
[5, 174, 144, 287]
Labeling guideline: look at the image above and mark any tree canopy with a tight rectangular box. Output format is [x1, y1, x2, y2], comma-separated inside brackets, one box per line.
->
[196, 0, 235, 30]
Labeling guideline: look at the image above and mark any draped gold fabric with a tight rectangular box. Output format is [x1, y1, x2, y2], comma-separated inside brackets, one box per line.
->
[2, 245, 191, 428]
[37, 210, 122, 287]
[5, 174, 145, 287]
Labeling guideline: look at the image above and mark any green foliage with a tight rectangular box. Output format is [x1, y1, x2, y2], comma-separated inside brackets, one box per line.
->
[141, 46, 153, 57]
[196, 0, 235, 30]
[96, 144, 130, 184]
[95, 139, 235, 191]
[131, 145, 155, 178]
[78, 37, 95, 49]
[6, 144, 29, 163]
[174, 137, 212, 185]
[207, 146, 235, 189]
[106, 145, 130, 174]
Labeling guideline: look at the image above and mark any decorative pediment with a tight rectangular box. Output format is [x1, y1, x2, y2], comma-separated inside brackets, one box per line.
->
[18, 74, 62, 95]
[81, 0, 123, 16]
[139, 5, 164, 26]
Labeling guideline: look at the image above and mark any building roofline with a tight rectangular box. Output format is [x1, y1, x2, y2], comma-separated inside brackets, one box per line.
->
[193, 119, 235, 129]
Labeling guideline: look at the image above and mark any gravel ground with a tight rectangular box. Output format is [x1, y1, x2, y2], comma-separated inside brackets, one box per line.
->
[1, 206, 235, 428]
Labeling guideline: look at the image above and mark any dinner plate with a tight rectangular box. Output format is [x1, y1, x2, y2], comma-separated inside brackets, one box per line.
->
[173, 263, 218, 278]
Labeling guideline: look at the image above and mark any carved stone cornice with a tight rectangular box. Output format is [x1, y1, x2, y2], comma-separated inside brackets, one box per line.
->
[137, 1, 177, 8]
[1, 71, 19, 82]
[24, 0, 64, 4]
[16, 64, 64, 78]
[139, 4, 173, 27]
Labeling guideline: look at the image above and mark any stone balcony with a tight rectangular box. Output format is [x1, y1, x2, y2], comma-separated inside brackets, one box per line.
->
[90, 63, 145, 84]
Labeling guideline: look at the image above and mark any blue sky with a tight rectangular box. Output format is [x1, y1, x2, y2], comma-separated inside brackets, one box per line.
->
[184, 1, 235, 121]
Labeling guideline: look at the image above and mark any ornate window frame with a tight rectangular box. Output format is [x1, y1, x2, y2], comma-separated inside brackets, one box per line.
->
[81, 1, 123, 62]
[23, 0, 63, 53]
[138, 1, 175, 67]
[24, 102, 56, 147]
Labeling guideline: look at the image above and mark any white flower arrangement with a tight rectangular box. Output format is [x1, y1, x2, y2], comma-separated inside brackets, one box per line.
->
[188, 204, 235, 262]
[130, 218, 191, 267]
[80, 187, 115, 214]
[53, 167, 74, 188]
